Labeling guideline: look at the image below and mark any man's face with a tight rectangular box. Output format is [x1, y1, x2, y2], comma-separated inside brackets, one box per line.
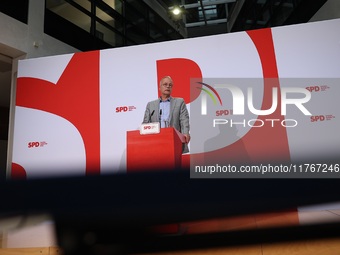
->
[159, 77, 173, 97]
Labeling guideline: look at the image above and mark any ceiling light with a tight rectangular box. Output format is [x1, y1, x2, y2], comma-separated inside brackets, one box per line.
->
[172, 6, 181, 15]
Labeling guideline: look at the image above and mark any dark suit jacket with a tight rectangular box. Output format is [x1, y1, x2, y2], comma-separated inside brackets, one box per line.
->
[142, 97, 190, 153]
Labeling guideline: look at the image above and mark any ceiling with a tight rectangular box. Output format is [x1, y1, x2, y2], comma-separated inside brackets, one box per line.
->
[0, 0, 331, 111]
[159, 0, 328, 37]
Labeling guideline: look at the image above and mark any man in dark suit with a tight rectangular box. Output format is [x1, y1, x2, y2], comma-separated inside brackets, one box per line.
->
[142, 76, 190, 153]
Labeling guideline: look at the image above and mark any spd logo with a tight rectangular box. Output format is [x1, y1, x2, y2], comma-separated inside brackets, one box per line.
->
[116, 106, 136, 113]
[144, 125, 156, 130]
[28, 141, 48, 148]
[311, 115, 335, 122]
[216, 109, 233, 116]
[310, 115, 325, 122]
[306, 85, 330, 92]
[306, 86, 321, 92]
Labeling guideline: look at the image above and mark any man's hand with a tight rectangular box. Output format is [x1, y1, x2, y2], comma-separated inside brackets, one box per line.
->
[184, 134, 191, 143]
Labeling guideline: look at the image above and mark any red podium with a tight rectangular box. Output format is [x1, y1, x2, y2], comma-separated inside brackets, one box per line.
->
[126, 127, 185, 172]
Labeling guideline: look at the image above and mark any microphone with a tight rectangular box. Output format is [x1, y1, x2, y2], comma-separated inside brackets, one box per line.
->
[159, 109, 162, 126]
[149, 110, 155, 123]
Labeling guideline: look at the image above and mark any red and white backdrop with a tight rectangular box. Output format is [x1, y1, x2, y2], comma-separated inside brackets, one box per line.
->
[11, 19, 340, 179]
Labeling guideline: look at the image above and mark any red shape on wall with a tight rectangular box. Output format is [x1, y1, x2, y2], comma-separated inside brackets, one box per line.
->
[11, 163, 27, 180]
[190, 28, 291, 165]
[242, 28, 290, 163]
[15, 51, 101, 175]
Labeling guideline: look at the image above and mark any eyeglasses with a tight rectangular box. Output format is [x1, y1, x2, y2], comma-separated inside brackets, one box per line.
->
[162, 83, 173, 88]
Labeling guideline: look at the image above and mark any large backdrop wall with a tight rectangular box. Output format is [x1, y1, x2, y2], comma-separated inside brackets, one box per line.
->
[11, 19, 340, 179]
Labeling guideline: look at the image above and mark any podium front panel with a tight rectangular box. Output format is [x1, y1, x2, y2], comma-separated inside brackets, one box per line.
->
[126, 128, 182, 172]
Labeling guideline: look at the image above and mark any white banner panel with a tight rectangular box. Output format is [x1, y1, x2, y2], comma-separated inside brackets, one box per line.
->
[12, 19, 340, 178]
[273, 20, 340, 163]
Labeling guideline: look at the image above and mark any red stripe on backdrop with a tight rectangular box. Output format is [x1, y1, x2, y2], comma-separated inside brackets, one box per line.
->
[15, 51, 101, 175]
[188, 28, 290, 166]
[247, 28, 279, 78]
[243, 28, 290, 163]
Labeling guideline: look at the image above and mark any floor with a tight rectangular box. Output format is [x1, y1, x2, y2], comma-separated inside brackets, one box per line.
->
[2, 203, 340, 254]
[147, 203, 340, 254]
[144, 238, 340, 255]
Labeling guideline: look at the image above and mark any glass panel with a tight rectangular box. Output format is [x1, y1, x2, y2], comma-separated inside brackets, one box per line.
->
[125, 4, 147, 44]
[96, 21, 124, 47]
[46, 0, 90, 12]
[46, 0, 65, 9]
[0, 0, 29, 24]
[149, 9, 181, 41]
[103, 0, 123, 15]
[46, 1, 91, 33]
[199, 5, 218, 21]
[96, 7, 123, 33]
[149, 11, 167, 35]
[73, 0, 91, 12]
[126, 27, 148, 45]
[149, 23, 166, 42]
[126, 0, 147, 17]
